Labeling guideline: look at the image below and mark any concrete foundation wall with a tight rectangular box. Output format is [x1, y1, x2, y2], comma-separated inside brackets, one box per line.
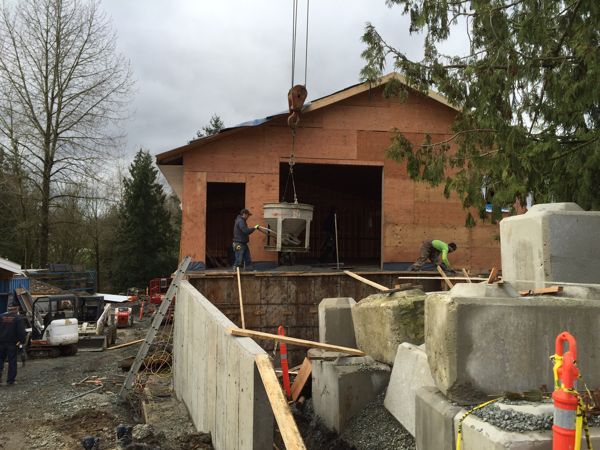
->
[173, 281, 273, 450]
[425, 284, 600, 404]
[500, 203, 600, 290]
[189, 272, 440, 366]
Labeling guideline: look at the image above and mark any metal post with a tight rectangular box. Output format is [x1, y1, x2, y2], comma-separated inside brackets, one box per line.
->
[334, 213, 340, 270]
[119, 256, 191, 399]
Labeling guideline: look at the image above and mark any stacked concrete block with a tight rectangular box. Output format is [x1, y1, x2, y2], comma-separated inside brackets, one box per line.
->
[310, 349, 391, 432]
[500, 202, 600, 291]
[173, 281, 273, 450]
[384, 343, 435, 436]
[425, 283, 600, 404]
[415, 386, 464, 450]
[318, 297, 357, 347]
[351, 289, 426, 365]
[456, 410, 600, 450]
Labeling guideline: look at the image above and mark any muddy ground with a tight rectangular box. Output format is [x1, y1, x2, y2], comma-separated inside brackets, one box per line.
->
[0, 320, 210, 450]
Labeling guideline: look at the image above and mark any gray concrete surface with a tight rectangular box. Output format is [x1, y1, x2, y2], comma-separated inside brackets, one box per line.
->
[425, 284, 600, 404]
[415, 386, 464, 450]
[500, 202, 600, 290]
[318, 297, 357, 347]
[456, 414, 600, 450]
[173, 281, 273, 450]
[352, 289, 426, 365]
[384, 343, 435, 436]
[310, 349, 391, 432]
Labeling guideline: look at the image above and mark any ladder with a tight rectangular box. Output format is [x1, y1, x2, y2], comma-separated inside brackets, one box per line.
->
[119, 256, 191, 399]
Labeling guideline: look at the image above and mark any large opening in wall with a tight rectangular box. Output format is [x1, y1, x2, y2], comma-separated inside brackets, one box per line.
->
[205, 182, 245, 268]
[279, 162, 382, 266]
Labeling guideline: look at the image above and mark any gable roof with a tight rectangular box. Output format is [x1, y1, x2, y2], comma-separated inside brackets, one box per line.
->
[155, 72, 458, 165]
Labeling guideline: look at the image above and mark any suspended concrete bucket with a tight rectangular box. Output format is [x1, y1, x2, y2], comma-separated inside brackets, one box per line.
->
[263, 202, 313, 252]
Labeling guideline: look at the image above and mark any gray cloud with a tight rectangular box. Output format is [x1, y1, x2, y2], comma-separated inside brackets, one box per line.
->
[101, 0, 435, 157]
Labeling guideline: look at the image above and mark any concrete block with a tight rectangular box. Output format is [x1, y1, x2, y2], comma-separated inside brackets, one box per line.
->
[311, 349, 391, 432]
[384, 343, 434, 436]
[352, 289, 426, 365]
[500, 202, 600, 291]
[415, 386, 464, 450]
[425, 284, 600, 404]
[455, 414, 600, 450]
[318, 297, 357, 347]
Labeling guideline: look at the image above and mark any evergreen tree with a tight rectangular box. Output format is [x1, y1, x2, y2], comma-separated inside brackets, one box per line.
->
[193, 114, 225, 140]
[361, 0, 600, 224]
[112, 150, 178, 291]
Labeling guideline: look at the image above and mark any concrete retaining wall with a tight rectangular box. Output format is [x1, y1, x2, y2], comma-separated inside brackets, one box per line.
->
[173, 280, 273, 450]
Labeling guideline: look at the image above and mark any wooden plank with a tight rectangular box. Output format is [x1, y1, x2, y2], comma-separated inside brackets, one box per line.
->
[462, 269, 472, 283]
[236, 267, 246, 328]
[487, 267, 499, 284]
[255, 354, 306, 450]
[397, 276, 489, 281]
[343, 270, 388, 291]
[436, 266, 454, 289]
[519, 286, 563, 297]
[228, 328, 365, 356]
[290, 358, 312, 401]
[107, 339, 144, 350]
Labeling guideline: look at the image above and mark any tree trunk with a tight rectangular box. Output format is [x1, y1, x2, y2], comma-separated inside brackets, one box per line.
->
[39, 164, 51, 268]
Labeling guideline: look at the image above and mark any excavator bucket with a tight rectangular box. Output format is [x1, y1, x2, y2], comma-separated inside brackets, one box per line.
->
[78, 334, 107, 352]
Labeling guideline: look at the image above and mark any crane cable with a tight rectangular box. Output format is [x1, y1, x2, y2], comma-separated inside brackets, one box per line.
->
[284, 0, 310, 204]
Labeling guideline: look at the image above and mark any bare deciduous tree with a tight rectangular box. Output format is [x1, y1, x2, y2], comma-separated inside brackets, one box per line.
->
[0, 0, 133, 267]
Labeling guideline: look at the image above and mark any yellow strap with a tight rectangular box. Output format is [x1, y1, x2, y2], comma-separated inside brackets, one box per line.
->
[552, 354, 563, 390]
[575, 405, 583, 450]
[455, 397, 503, 450]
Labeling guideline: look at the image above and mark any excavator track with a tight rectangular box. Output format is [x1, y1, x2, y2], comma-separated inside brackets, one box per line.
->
[27, 346, 61, 359]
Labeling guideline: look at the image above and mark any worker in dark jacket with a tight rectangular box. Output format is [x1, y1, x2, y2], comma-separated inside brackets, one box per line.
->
[409, 239, 457, 272]
[0, 303, 27, 386]
[233, 208, 260, 270]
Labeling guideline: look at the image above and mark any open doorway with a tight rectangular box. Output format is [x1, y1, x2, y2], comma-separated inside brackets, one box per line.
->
[205, 182, 245, 268]
[279, 163, 382, 266]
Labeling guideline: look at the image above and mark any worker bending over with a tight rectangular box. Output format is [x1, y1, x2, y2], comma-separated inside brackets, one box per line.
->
[409, 239, 457, 272]
[233, 208, 260, 270]
[0, 302, 27, 386]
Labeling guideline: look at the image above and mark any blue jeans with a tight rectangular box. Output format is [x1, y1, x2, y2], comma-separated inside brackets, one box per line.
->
[233, 242, 252, 269]
[0, 343, 17, 384]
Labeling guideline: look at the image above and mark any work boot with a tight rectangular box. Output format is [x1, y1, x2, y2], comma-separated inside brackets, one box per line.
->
[115, 424, 133, 449]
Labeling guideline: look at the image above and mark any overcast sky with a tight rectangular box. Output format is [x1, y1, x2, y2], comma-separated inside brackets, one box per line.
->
[100, 1, 463, 159]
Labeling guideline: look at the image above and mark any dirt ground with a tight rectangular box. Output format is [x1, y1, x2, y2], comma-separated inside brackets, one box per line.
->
[0, 319, 211, 450]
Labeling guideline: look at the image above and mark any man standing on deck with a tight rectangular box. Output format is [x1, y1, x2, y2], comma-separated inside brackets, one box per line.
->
[233, 208, 260, 270]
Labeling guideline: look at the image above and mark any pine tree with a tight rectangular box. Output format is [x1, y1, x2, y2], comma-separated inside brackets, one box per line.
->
[361, 0, 600, 224]
[112, 150, 178, 291]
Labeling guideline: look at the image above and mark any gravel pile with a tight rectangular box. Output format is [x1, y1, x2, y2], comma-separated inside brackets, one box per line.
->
[340, 393, 415, 450]
[472, 404, 553, 432]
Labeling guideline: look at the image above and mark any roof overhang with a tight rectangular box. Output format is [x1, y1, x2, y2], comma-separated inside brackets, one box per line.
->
[0, 257, 23, 277]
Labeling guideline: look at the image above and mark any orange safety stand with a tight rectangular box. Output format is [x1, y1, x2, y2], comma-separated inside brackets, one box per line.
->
[552, 331, 579, 450]
[278, 325, 291, 399]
